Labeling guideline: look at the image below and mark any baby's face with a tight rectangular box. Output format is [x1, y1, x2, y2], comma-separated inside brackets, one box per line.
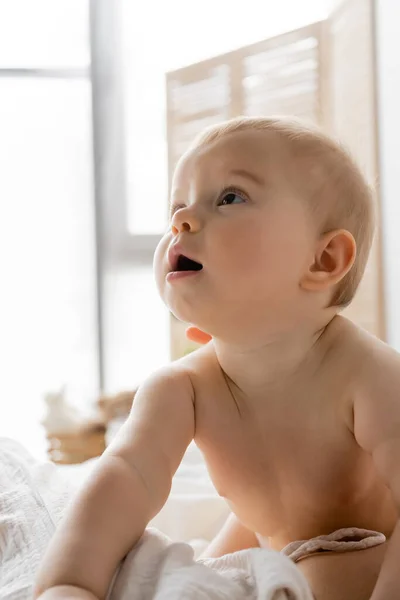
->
[154, 129, 318, 341]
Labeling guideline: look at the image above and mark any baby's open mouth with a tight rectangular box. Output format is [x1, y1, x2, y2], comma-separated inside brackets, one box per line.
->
[176, 254, 203, 272]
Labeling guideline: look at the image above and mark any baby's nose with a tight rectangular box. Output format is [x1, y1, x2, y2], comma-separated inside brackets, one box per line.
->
[171, 208, 201, 235]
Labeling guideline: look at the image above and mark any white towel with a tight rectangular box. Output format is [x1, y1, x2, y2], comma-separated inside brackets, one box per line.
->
[108, 528, 313, 600]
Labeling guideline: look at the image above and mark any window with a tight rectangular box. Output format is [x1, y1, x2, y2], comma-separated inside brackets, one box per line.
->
[0, 0, 89, 68]
[0, 0, 97, 456]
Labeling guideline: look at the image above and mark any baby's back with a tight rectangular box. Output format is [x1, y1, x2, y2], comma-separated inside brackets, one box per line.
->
[181, 317, 397, 551]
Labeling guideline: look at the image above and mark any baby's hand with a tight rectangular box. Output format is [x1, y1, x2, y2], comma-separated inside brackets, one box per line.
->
[185, 326, 212, 345]
[35, 585, 98, 600]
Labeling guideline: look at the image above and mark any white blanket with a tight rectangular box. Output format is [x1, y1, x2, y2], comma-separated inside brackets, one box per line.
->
[0, 438, 313, 600]
[108, 529, 313, 600]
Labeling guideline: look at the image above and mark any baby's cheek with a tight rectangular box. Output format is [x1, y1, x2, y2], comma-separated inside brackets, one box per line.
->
[153, 234, 169, 265]
[153, 237, 169, 291]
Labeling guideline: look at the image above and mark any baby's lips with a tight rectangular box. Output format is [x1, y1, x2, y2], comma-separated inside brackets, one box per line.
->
[167, 242, 201, 272]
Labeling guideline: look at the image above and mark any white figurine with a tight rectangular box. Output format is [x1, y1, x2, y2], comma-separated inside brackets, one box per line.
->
[41, 385, 83, 435]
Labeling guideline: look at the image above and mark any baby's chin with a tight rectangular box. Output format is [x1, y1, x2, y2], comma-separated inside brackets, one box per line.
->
[168, 305, 203, 329]
[163, 291, 270, 341]
[166, 302, 214, 336]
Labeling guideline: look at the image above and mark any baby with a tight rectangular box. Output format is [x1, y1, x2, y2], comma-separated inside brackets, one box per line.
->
[34, 117, 400, 600]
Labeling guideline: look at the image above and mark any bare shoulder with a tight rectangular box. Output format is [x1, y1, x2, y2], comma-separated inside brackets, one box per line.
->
[320, 317, 396, 431]
[325, 315, 398, 374]
[333, 316, 400, 384]
[133, 360, 196, 407]
[173, 342, 220, 386]
[331, 317, 400, 451]
[125, 344, 218, 423]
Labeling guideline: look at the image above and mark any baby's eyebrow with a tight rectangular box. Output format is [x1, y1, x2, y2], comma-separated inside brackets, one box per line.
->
[228, 168, 265, 187]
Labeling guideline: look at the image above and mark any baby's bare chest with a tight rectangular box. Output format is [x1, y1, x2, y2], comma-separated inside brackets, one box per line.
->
[193, 377, 383, 542]
[198, 396, 362, 493]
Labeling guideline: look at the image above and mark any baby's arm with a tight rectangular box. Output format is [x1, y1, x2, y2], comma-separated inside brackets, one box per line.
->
[352, 341, 400, 600]
[34, 366, 195, 600]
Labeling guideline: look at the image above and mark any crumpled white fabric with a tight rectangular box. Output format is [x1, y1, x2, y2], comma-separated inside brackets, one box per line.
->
[0, 438, 313, 600]
[108, 528, 313, 600]
[0, 438, 77, 598]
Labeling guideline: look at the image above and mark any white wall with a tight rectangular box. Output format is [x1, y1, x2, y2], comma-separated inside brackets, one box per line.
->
[375, 0, 400, 349]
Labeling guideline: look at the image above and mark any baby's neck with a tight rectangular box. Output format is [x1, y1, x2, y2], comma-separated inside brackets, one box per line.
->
[212, 314, 338, 396]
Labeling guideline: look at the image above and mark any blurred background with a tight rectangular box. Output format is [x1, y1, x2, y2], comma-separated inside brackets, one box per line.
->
[0, 0, 398, 459]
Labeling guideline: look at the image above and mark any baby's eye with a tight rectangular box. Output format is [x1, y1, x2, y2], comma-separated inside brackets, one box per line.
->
[218, 191, 246, 206]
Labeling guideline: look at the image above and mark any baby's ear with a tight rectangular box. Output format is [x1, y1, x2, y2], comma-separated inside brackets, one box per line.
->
[300, 229, 356, 292]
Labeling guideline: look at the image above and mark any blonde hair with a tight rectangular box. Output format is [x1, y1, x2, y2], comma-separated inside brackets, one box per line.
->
[190, 116, 376, 307]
